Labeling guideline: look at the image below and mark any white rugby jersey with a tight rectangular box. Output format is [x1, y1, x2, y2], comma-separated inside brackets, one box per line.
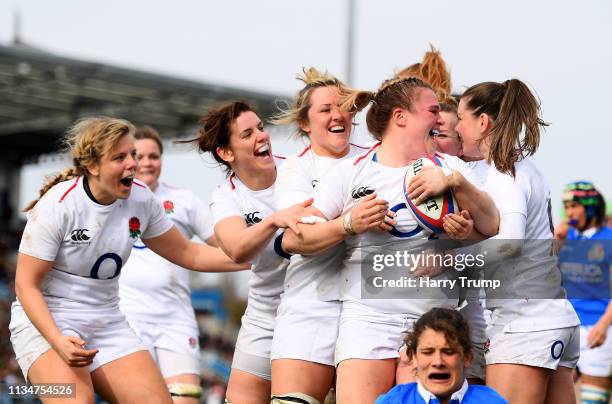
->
[312, 145, 482, 315]
[275, 143, 370, 302]
[119, 182, 214, 327]
[210, 158, 289, 316]
[481, 159, 579, 330]
[18, 177, 172, 309]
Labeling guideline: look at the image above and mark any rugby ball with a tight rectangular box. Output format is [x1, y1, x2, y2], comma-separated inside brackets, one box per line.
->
[403, 156, 457, 233]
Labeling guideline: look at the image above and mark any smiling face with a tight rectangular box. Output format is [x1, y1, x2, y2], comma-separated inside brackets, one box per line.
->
[218, 110, 274, 175]
[456, 98, 490, 159]
[415, 328, 471, 400]
[433, 111, 463, 157]
[135, 138, 162, 191]
[300, 85, 352, 158]
[405, 88, 442, 138]
[86, 134, 137, 204]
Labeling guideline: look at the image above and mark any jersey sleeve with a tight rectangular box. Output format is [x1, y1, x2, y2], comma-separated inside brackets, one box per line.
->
[311, 160, 350, 220]
[210, 186, 243, 225]
[141, 189, 174, 239]
[487, 169, 527, 217]
[275, 156, 314, 210]
[18, 194, 65, 262]
[189, 193, 215, 241]
[443, 154, 485, 189]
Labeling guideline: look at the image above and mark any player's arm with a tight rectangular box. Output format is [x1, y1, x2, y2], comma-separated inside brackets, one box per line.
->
[143, 226, 250, 272]
[212, 198, 313, 263]
[15, 253, 98, 366]
[283, 193, 389, 255]
[588, 299, 612, 348]
[407, 168, 499, 237]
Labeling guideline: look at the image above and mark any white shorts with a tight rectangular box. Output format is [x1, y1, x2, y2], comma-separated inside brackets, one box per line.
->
[485, 323, 580, 370]
[128, 319, 200, 378]
[231, 312, 275, 380]
[334, 302, 415, 366]
[9, 302, 147, 380]
[459, 299, 487, 380]
[577, 325, 612, 377]
[271, 299, 340, 366]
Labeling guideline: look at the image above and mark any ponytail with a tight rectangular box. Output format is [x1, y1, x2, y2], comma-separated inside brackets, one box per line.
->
[462, 79, 549, 177]
[23, 166, 82, 212]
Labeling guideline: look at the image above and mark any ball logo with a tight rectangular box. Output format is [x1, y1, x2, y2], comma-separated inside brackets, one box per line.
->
[351, 186, 375, 199]
[70, 228, 91, 244]
[403, 156, 457, 233]
[128, 217, 141, 239]
[244, 211, 262, 226]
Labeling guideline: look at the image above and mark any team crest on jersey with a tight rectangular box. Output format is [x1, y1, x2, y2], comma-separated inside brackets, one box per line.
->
[128, 217, 141, 239]
[163, 200, 174, 214]
[245, 211, 262, 226]
[70, 228, 91, 244]
[588, 243, 605, 262]
[351, 186, 375, 199]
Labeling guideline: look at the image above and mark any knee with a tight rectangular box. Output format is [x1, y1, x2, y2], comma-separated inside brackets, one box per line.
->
[270, 392, 321, 404]
[581, 384, 611, 404]
[167, 383, 203, 399]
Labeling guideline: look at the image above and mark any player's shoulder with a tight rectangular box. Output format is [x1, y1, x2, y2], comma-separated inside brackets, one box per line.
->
[595, 226, 612, 240]
[126, 179, 155, 203]
[352, 142, 381, 166]
[464, 385, 508, 403]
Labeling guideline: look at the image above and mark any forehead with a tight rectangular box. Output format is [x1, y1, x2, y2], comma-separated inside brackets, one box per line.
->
[440, 111, 458, 124]
[418, 328, 451, 347]
[309, 85, 341, 106]
[110, 134, 134, 152]
[232, 110, 261, 132]
[135, 138, 161, 153]
[414, 88, 439, 109]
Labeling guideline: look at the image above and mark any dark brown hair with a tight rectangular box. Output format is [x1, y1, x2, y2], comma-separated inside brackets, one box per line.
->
[182, 101, 254, 173]
[461, 79, 549, 177]
[405, 307, 471, 355]
[134, 125, 163, 154]
[340, 77, 433, 140]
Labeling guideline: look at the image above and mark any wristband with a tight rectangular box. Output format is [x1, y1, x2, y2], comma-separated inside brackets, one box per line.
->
[343, 211, 356, 235]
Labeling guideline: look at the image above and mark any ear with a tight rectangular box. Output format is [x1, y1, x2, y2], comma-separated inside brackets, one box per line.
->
[464, 349, 473, 369]
[298, 119, 311, 134]
[86, 162, 100, 177]
[478, 113, 492, 134]
[216, 146, 234, 163]
[391, 107, 407, 127]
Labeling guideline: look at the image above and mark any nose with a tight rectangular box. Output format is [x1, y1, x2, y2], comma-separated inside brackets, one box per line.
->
[331, 106, 343, 120]
[257, 127, 270, 143]
[127, 154, 137, 170]
[431, 351, 444, 367]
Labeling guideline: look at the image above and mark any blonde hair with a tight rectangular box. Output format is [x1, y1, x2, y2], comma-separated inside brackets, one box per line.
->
[340, 77, 432, 140]
[396, 45, 456, 109]
[271, 67, 350, 137]
[23, 117, 136, 211]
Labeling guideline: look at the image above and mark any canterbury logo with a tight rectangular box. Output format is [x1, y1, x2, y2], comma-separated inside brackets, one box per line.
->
[244, 211, 262, 226]
[311, 179, 318, 188]
[351, 186, 375, 199]
[70, 229, 91, 243]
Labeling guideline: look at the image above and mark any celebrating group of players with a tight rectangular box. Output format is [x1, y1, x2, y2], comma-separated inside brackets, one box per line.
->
[7, 47, 611, 404]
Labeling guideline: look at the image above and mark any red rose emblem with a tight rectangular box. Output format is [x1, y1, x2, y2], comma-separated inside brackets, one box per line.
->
[129, 217, 141, 239]
[163, 200, 174, 214]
